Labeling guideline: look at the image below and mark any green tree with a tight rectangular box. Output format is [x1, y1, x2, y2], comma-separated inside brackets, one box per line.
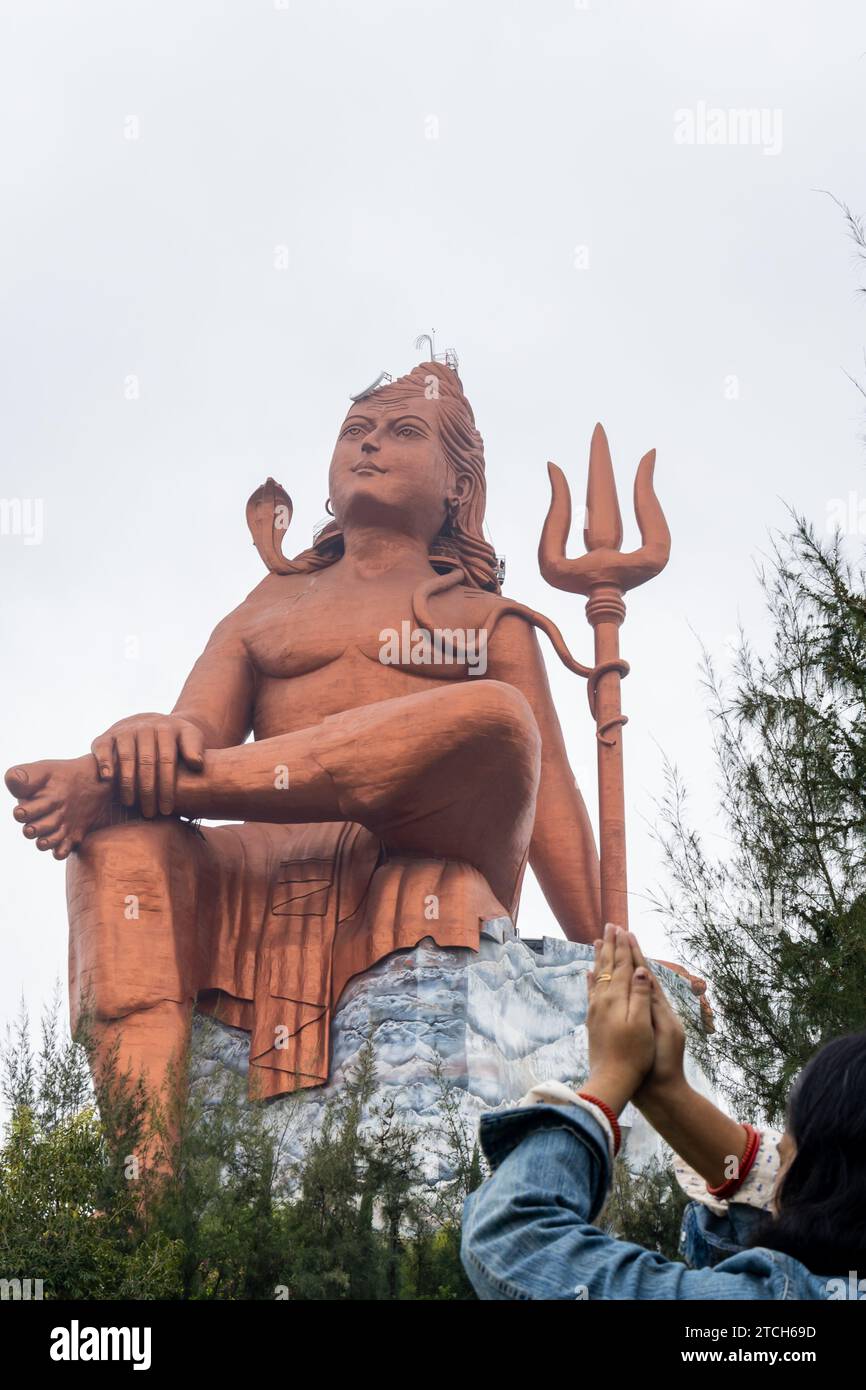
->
[601, 1154, 689, 1261]
[653, 518, 866, 1124]
[281, 1038, 387, 1300]
[399, 1054, 481, 1300]
[0, 994, 167, 1299]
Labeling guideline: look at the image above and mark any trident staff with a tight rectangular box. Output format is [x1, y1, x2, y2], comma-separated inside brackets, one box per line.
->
[539, 423, 671, 929]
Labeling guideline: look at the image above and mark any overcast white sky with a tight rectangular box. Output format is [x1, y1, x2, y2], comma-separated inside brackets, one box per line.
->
[1, 0, 865, 1034]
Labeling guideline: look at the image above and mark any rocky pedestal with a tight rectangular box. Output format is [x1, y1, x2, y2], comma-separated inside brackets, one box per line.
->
[190, 917, 713, 1185]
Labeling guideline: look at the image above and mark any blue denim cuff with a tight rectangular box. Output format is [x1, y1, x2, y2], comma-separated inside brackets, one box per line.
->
[477, 1101, 613, 1209]
[679, 1196, 771, 1270]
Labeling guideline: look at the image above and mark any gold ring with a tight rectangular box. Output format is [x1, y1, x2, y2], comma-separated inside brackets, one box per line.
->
[596, 972, 613, 983]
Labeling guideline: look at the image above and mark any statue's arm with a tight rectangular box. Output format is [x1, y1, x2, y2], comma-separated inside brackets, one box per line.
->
[90, 602, 256, 819]
[171, 609, 256, 749]
[486, 614, 601, 943]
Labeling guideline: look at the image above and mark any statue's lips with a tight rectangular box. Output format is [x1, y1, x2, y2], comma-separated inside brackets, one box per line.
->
[351, 463, 386, 476]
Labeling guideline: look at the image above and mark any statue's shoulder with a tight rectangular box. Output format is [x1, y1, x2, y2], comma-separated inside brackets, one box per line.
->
[445, 586, 538, 644]
[243, 569, 307, 599]
[220, 570, 308, 631]
[435, 581, 499, 623]
[468, 591, 555, 668]
[456, 587, 523, 621]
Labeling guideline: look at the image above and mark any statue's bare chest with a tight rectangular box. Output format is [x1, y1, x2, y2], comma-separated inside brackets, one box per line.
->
[241, 574, 494, 732]
[243, 581, 429, 678]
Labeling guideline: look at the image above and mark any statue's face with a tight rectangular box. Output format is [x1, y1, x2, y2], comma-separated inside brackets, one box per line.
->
[329, 394, 454, 541]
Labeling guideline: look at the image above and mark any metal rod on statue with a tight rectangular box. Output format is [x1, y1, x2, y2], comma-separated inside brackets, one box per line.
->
[539, 423, 671, 931]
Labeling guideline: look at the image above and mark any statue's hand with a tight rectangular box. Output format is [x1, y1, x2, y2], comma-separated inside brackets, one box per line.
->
[91, 714, 205, 818]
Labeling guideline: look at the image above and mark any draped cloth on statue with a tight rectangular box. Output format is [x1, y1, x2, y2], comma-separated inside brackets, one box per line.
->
[196, 820, 509, 1097]
[67, 817, 508, 1101]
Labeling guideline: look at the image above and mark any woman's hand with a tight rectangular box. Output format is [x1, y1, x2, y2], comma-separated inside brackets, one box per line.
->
[613, 931, 747, 1185]
[587, 928, 746, 1186]
[583, 922, 655, 1114]
[623, 931, 687, 1103]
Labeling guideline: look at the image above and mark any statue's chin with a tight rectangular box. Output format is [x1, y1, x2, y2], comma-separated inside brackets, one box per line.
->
[337, 487, 430, 535]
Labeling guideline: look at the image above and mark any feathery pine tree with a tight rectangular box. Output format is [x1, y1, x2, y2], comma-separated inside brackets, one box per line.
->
[653, 518, 866, 1123]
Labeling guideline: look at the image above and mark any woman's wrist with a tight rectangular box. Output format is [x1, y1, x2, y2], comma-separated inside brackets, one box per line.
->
[581, 1070, 637, 1117]
[633, 1072, 692, 1119]
[632, 1076, 748, 1188]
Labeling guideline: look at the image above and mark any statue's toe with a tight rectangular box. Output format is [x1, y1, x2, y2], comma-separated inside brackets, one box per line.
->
[5, 762, 50, 798]
[23, 812, 61, 840]
[5, 765, 29, 795]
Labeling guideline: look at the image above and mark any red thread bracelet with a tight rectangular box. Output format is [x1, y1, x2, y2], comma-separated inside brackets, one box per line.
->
[707, 1122, 761, 1200]
[577, 1091, 622, 1157]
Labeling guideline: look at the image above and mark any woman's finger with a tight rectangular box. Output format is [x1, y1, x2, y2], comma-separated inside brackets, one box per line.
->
[611, 924, 633, 994]
[593, 924, 619, 1005]
[587, 938, 603, 992]
[628, 966, 654, 1022]
[596, 922, 616, 982]
[648, 976, 666, 1029]
[650, 967, 677, 1021]
[626, 930, 651, 971]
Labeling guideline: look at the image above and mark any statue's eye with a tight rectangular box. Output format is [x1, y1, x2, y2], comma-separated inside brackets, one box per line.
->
[342, 425, 363, 437]
[397, 425, 420, 438]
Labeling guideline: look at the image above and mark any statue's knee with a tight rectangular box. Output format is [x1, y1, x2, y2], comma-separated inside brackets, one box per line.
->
[68, 819, 203, 942]
[460, 679, 542, 770]
[73, 816, 196, 873]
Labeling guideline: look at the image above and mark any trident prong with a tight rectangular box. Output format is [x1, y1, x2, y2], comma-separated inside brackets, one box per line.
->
[537, 423, 671, 932]
[539, 423, 670, 594]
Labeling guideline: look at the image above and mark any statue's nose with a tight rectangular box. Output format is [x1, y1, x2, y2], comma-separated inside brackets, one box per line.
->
[361, 436, 380, 454]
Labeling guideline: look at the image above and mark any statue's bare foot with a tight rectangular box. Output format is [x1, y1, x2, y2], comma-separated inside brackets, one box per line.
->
[5, 755, 114, 860]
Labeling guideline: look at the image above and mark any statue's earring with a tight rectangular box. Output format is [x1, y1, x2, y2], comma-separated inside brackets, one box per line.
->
[325, 498, 334, 517]
[447, 496, 460, 521]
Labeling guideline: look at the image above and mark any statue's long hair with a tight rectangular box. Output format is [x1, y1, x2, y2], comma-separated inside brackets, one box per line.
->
[281, 361, 501, 592]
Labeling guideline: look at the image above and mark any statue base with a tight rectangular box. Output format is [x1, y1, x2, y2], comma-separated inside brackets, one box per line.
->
[189, 918, 714, 1185]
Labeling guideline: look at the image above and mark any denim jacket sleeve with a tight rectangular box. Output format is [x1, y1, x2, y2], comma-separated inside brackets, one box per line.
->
[460, 1102, 797, 1301]
[679, 1196, 771, 1270]
[675, 1126, 784, 1268]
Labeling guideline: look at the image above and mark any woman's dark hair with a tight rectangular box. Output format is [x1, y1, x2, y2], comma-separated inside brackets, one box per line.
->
[746, 1031, 866, 1275]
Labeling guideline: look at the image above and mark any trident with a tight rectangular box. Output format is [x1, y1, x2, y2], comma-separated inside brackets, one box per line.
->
[539, 424, 671, 930]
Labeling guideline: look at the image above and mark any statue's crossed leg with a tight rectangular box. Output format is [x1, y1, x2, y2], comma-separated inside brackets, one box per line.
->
[49, 679, 542, 1158]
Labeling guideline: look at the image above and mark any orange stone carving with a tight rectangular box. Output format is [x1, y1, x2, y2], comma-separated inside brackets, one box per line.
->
[6, 359, 677, 1119]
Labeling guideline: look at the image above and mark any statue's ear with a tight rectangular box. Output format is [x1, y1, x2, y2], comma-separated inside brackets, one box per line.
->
[452, 470, 476, 512]
[246, 478, 294, 574]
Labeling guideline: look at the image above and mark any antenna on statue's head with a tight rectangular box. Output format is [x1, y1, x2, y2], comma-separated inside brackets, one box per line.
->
[349, 338, 461, 402]
[414, 330, 436, 360]
[414, 330, 459, 374]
